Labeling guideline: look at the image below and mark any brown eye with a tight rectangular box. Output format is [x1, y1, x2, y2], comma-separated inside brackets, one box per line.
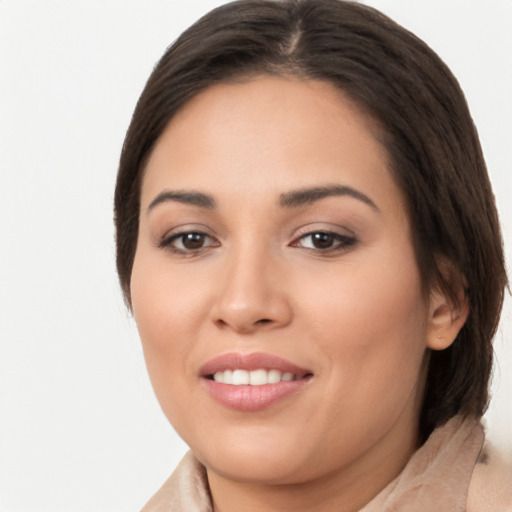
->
[159, 231, 219, 254]
[310, 233, 336, 249]
[294, 231, 356, 252]
[181, 232, 207, 250]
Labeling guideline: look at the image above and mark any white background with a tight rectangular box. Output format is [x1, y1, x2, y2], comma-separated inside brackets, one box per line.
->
[1, 1, 511, 511]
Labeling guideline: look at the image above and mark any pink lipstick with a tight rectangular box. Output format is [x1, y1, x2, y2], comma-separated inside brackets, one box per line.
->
[200, 353, 313, 411]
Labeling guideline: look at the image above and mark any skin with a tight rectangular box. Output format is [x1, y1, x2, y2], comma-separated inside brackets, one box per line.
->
[131, 77, 468, 512]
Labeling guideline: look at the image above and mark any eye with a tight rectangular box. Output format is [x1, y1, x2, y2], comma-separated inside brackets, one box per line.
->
[159, 231, 219, 254]
[293, 231, 356, 252]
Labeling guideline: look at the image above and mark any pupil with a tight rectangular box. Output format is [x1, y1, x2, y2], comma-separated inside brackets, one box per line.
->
[312, 233, 333, 249]
[183, 233, 204, 249]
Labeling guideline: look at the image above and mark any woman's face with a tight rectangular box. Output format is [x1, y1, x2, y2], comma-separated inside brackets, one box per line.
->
[131, 77, 440, 487]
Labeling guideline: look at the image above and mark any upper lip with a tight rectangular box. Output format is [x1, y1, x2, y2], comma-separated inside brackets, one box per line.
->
[199, 352, 312, 378]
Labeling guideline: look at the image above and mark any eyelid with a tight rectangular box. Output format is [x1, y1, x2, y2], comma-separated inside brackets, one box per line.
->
[291, 223, 356, 240]
[156, 223, 216, 241]
[289, 223, 358, 253]
[156, 224, 220, 253]
[292, 232, 356, 249]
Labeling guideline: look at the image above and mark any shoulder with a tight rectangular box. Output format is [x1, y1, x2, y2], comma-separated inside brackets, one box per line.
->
[467, 439, 512, 512]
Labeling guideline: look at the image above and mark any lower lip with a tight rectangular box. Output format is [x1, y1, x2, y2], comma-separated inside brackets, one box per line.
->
[202, 378, 311, 411]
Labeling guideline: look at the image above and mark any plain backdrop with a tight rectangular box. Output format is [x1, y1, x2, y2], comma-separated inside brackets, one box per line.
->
[1, 1, 511, 511]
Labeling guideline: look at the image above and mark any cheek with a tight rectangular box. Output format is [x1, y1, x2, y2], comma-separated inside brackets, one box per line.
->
[131, 242, 210, 337]
[302, 244, 429, 394]
[294, 251, 429, 460]
[130, 248, 207, 400]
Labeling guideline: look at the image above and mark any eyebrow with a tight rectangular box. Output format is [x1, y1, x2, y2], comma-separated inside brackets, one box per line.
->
[147, 184, 378, 214]
[147, 190, 216, 212]
[279, 184, 379, 210]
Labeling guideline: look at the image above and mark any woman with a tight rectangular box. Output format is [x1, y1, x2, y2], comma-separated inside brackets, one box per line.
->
[114, 0, 511, 510]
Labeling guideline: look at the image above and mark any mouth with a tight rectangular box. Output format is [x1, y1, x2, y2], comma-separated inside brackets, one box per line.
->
[200, 353, 313, 411]
[207, 368, 309, 385]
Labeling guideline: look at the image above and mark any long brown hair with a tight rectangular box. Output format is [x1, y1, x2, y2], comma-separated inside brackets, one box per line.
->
[114, 0, 507, 440]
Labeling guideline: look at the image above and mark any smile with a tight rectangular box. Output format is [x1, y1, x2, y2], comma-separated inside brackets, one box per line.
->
[200, 353, 313, 411]
[212, 369, 298, 385]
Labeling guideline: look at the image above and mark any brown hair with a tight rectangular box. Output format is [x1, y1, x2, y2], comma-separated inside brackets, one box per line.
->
[114, 0, 507, 440]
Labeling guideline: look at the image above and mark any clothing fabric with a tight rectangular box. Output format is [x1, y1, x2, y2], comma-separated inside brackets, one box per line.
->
[140, 416, 512, 512]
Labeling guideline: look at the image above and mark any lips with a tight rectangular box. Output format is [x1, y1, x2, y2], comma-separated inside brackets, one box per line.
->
[200, 352, 313, 411]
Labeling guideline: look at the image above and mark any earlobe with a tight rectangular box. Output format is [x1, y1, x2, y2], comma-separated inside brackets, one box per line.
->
[427, 288, 469, 351]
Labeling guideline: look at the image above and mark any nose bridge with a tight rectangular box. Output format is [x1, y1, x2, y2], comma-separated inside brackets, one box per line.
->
[212, 238, 291, 332]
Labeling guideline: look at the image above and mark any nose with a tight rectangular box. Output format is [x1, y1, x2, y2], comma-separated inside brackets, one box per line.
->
[210, 247, 293, 334]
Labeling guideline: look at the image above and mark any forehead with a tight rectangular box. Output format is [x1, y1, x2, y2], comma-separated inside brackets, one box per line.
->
[141, 76, 404, 216]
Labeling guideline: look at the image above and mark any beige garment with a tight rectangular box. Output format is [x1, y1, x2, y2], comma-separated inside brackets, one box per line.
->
[141, 416, 512, 512]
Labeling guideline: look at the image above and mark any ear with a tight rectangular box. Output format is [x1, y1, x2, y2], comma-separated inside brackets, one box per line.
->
[427, 283, 469, 351]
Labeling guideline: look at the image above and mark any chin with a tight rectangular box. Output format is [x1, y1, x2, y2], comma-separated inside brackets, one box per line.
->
[201, 449, 308, 485]
[186, 424, 316, 485]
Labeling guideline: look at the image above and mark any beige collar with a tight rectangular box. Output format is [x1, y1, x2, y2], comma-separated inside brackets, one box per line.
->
[361, 415, 484, 511]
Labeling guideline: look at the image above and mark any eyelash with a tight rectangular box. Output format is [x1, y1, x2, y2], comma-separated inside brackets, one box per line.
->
[291, 231, 356, 253]
[159, 229, 356, 256]
[159, 231, 219, 255]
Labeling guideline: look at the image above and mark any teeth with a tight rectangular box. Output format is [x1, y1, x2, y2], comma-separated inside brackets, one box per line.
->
[267, 369, 281, 384]
[249, 369, 267, 385]
[232, 369, 250, 385]
[212, 369, 297, 385]
[213, 370, 233, 384]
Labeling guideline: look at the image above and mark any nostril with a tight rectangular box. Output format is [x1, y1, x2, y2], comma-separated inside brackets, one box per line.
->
[256, 318, 272, 325]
